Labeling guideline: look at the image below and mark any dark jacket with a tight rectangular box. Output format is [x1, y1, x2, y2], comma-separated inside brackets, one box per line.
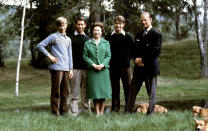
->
[105, 32, 134, 68]
[133, 28, 162, 77]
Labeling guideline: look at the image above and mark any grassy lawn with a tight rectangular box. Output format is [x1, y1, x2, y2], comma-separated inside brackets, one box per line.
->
[0, 39, 207, 130]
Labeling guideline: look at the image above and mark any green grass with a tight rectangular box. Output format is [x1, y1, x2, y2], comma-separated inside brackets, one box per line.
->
[0, 111, 196, 131]
[159, 39, 201, 79]
[0, 39, 208, 130]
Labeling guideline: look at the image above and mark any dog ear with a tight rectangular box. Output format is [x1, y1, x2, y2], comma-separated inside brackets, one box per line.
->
[200, 107, 204, 112]
[204, 117, 208, 125]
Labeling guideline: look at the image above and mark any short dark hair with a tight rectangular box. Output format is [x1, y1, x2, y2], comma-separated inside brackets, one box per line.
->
[75, 16, 87, 24]
[114, 15, 125, 23]
[91, 22, 104, 34]
[56, 17, 67, 26]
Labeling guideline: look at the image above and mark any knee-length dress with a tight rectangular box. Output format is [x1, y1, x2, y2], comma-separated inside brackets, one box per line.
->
[83, 38, 111, 99]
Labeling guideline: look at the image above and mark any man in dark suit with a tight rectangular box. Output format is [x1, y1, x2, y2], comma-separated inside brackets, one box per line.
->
[125, 12, 162, 115]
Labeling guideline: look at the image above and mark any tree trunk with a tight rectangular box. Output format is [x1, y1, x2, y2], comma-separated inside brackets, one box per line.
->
[202, 0, 208, 77]
[0, 41, 4, 67]
[89, 0, 101, 34]
[89, 0, 101, 24]
[15, 0, 26, 96]
[175, 15, 180, 40]
[193, 0, 208, 78]
[36, 0, 49, 68]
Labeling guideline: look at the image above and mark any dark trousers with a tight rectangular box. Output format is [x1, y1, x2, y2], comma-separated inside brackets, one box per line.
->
[125, 75, 157, 114]
[110, 67, 131, 112]
[50, 70, 69, 115]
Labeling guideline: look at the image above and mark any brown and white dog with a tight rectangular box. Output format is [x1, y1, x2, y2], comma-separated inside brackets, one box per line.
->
[194, 117, 208, 131]
[134, 103, 167, 114]
[193, 106, 208, 117]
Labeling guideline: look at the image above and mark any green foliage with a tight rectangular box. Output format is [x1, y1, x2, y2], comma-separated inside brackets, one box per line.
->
[152, 0, 194, 40]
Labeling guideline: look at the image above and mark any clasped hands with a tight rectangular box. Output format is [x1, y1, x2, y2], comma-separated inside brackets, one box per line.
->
[135, 58, 144, 67]
[92, 64, 104, 71]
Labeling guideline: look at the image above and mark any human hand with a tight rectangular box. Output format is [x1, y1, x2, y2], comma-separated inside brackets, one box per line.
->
[48, 55, 59, 63]
[97, 64, 104, 71]
[135, 58, 144, 67]
[68, 70, 73, 79]
[92, 64, 99, 70]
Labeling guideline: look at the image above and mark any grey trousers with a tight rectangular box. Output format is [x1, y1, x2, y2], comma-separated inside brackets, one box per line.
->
[69, 70, 89, 114]
[125, 76, 157, 114]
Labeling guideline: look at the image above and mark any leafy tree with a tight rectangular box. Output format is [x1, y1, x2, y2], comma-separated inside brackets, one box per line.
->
[152, 0, 194, 40]
[0, 3, 16, 66]
[14, 0, 86, 68]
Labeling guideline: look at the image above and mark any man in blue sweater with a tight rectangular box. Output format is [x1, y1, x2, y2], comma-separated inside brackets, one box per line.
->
[37, 17, 73, 116]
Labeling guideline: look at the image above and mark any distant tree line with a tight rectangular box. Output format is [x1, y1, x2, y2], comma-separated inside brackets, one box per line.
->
[0, 0, 208, 77]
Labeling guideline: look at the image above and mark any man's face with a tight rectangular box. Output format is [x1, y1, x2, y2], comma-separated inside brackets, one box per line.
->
[75, 20, 86, 34]
[114, 20, 125, 33]
[58, 23, 67, 33]
[140, 14, 152, 29]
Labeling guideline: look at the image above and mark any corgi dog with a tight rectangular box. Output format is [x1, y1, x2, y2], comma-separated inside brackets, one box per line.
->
[193, 106, 208, 117]
[194, 117, 208, 131]
[134, 103, 167, 114]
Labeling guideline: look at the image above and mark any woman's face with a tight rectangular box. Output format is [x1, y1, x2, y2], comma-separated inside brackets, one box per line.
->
[93, 26, 102, 39]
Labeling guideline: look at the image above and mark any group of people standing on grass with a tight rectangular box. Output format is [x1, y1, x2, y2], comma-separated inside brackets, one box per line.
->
[37, 11, 162, 116]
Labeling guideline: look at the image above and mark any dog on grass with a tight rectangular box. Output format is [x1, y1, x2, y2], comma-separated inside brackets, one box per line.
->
[134, 103, 167, 114]
[194, 117, 208, 131]
[193, 106, 208, 117]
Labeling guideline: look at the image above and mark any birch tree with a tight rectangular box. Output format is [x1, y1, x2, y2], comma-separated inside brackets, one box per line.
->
[193, 0, 208, 78]
[15, 0, 26, 96]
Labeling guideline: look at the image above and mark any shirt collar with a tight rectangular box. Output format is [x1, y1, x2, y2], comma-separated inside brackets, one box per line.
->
[145, 25, 152, 32]
[74, 30, 86, 36]
[57, 32, 67, 37]
[111, 30, 125, 36]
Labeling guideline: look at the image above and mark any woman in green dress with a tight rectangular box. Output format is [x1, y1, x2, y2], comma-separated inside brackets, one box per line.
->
[83, 22, 111, 116]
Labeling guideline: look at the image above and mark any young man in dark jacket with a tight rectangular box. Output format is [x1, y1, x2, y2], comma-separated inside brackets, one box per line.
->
[106, 15, 134, 112]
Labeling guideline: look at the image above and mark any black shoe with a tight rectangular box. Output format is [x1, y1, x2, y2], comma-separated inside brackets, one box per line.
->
[52, 111, 60, 116]
[147, 111, 154, 116]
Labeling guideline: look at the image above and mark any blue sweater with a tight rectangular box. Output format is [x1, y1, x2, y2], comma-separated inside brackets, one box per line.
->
[37, 32, 73, 71]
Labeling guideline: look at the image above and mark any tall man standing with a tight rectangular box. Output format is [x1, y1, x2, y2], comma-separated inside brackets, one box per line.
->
[106, 15, 134, 112]
[125, 12, 162, 115]
[69, 16, 90, 116]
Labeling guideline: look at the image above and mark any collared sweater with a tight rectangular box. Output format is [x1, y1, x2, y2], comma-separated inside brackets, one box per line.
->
[37, 32, 73, 71]
[105, 32, 134, 68]
[70, 33, 90, 69]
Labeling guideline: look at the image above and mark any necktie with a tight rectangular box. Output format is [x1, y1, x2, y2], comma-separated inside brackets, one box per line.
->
[143, 30, 148, 37]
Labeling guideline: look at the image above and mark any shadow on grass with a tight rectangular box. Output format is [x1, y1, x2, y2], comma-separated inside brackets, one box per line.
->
[157, 99, 205, 111]
[0, 99, 207, 113]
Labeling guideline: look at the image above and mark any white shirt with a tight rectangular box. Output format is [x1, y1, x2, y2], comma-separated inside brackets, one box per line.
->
[74, 30, 86, 36]
[111, 30, 125, 36]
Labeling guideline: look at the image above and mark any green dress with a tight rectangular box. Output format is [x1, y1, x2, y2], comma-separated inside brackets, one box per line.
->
[83, 38, 111, 99]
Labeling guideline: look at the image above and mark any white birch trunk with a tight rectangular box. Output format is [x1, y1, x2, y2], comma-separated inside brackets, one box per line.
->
[15, 0, 26, 96]
[193, 0, 208, 78]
